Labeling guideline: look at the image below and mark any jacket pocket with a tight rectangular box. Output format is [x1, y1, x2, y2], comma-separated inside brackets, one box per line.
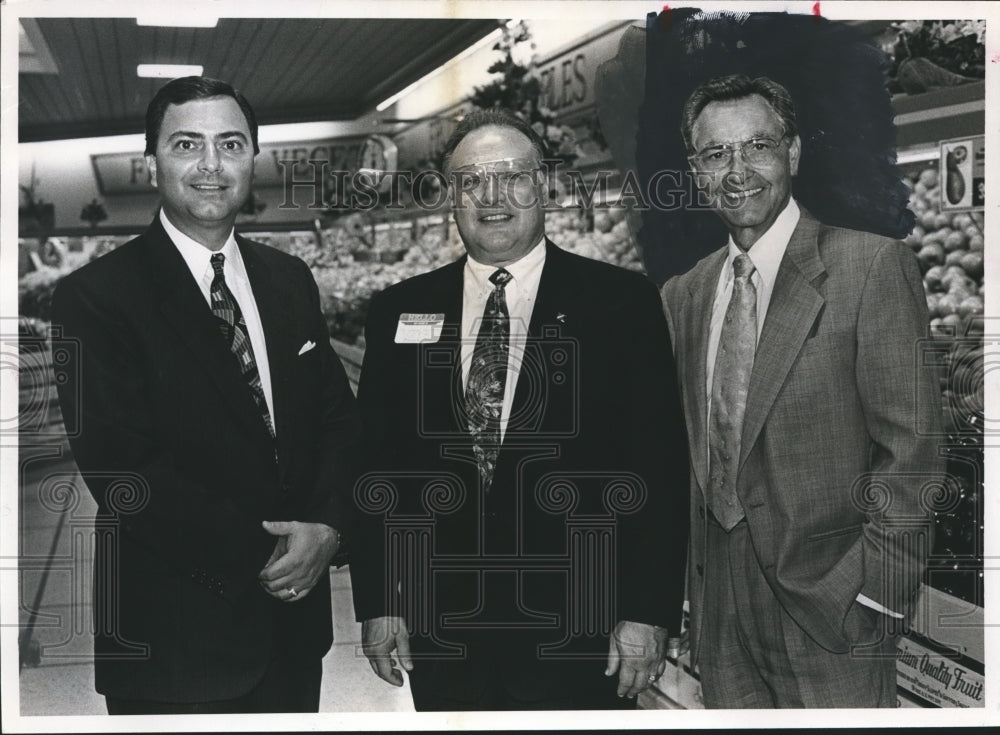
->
[806, 524, 859, 543]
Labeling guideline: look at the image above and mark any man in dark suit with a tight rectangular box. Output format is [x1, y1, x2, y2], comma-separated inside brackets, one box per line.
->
[349, 109, 689, 711]
[660, 74, 944, 707]
[52, 77, 357, 714]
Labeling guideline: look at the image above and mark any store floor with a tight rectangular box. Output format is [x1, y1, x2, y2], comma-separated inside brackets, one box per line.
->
[16, 454, 414, 716]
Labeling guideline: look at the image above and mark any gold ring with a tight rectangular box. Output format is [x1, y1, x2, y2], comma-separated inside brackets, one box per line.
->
[287, 587, 298, 598]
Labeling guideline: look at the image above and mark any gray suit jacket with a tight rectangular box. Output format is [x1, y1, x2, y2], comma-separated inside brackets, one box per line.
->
[661, 210, 944, 662]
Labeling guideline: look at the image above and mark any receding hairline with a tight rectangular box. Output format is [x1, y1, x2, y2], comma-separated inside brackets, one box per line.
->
[444, 123, 544, 174]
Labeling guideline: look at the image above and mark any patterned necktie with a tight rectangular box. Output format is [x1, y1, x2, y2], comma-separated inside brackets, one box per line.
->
[209, 253, 275, 438]
[708, 253, 757, 530]
[466, 268, 513, 492]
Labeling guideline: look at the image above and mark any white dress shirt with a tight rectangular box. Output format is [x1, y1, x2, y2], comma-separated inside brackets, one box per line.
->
[703, 198, 899, 618]
[460, 238, 546, 442]
[160, 209, 276, 434]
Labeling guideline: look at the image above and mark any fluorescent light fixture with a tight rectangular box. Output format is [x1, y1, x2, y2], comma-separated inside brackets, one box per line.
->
[897, 146, 940, 165]
[138, 64, 204, 78]
[375, 26, 508, 112]
[136, 15, 218, 28]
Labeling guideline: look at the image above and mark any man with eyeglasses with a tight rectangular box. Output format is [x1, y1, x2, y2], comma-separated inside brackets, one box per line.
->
[350, 109, 689, 710]
[660, 74, 942, 707]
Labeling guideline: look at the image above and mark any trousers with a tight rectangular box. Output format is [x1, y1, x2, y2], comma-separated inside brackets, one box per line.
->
[698, 514, 898, 708]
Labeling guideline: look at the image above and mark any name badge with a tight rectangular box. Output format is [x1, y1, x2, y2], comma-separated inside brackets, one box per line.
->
[395, 313, 445, 343]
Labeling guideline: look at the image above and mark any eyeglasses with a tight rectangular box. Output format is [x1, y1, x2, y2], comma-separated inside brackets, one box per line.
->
[688, 137, 788, 171]
[450, 158, 543, 190]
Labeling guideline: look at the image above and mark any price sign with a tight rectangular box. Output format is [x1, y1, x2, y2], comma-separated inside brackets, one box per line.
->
[939, 135, 984, 212]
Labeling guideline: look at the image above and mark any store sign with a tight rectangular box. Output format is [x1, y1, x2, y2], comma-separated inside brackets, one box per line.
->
[939, 135, 984, 212]
[896, 637, 984, 707]
[388, 25, 631, 169]
[357, 134, 400, 193]
[533, 24, 628, 116]
[91, 137, 365, 195]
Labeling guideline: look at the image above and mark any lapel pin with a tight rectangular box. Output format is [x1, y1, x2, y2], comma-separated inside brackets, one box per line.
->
[556, 313, 566, 324]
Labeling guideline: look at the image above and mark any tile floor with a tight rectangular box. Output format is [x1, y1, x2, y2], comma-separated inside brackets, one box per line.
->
[16, 452, 413, 716]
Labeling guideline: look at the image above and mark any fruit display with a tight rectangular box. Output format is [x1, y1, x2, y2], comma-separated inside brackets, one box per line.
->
[546, 206, 644, 271]
[906, 166, 985, 339]
[903, 160, 985, 606]
[254, 206, 642, 345]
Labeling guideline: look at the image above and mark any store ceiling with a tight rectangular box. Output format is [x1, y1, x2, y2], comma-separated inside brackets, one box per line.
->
[18, 17, 500, 142]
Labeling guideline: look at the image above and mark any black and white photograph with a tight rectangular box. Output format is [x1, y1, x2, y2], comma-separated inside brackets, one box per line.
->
[2, 0, 995, 729]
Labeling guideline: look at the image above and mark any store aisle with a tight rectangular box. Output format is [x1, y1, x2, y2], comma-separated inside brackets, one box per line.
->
[320, 566, 415, 712]
[17, 456, 413, 716]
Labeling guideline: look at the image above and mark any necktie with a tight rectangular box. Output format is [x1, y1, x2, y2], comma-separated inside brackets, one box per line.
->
[209, 253, 275, 438]
[708, 253, 757, 531]
[466, 268, 513, 492]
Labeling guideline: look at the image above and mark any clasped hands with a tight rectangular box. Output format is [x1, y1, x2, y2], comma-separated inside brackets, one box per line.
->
[257, 520, 340, 602]
[361, 616, 682, 698]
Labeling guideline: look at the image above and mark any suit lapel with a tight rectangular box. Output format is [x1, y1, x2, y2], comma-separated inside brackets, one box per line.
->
[684, 249, 727, 494]
[143, 217, 274, 443]
[739, 213, 826, 470]
[509, 240, 572, 424]
[240, 238, 296, 472]
[425, 258, 467, 437]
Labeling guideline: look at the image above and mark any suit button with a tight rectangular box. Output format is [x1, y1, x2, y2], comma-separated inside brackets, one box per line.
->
[696, 564, 704, 576]
[281, 482, 292, 495]
[698, 505, 705, 519]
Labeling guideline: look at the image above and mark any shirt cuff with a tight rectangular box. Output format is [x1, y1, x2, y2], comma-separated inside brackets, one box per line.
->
[856, 593, 904, 619]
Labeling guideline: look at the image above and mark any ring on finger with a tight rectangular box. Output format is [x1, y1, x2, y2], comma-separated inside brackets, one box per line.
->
[287, 587, 298, 598]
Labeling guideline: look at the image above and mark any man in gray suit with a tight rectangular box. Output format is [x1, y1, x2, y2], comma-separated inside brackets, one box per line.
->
[660, 74, 944, 707]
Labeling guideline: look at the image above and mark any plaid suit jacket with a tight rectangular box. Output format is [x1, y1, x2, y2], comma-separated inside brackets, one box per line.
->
[661, 210, 944, 662]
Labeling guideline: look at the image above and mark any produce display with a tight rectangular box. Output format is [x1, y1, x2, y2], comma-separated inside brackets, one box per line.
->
[252, 206, 643, 346]
[903, 162, 985, 606]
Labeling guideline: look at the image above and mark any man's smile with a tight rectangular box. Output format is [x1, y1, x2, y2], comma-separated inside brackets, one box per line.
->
[480, 213, 513, 223]
[722, 185, 765, 202]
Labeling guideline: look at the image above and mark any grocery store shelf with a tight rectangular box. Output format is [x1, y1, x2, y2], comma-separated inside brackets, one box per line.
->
[892, 82, 985, 148]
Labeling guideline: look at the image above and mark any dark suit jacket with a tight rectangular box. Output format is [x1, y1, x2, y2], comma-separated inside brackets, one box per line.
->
[661, 211, 944, 664]
[51, 216, 358, 702]
[350, 240, 689, 703]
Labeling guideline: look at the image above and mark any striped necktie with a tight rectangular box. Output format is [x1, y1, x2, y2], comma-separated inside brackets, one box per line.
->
[708, 252, 756, 530]
[466, 268, 513, 492]
[209, 253, 275, 438]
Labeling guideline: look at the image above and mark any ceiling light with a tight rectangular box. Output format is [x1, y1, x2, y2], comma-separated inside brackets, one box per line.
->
[136, 15, 218, 28]
[137, 64, 204, 78]
[375, 26, 507, 112]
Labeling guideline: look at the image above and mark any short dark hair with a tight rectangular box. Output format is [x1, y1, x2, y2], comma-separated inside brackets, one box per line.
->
[440, 108, 547, 173]
[680, 74, 797, 152]
[144, 76, 259, 156]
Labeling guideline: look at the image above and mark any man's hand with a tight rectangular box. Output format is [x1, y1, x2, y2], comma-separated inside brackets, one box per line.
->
[258, 521, 340, 601]
[362, 616, 413, 687]
[605, 620, 669, 698]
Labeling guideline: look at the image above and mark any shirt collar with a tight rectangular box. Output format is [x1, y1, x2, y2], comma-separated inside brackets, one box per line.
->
[465, 237, 547, 291]
[160, 209, 241, 279]
[724, 198, 800, 289]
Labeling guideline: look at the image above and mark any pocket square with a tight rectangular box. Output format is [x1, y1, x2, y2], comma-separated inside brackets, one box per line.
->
[298, 340, 316, 356]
